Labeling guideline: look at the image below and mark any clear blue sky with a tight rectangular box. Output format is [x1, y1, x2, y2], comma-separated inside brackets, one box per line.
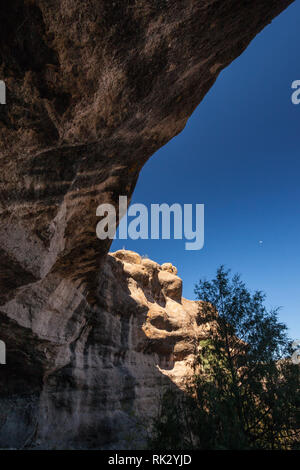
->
[112, 2, 300, 341]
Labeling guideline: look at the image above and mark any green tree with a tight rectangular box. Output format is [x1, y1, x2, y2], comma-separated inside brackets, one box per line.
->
[149, 267, 299, 450]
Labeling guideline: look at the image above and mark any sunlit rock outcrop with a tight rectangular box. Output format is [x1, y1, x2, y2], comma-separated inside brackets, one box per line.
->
[0, 250, 210, 449]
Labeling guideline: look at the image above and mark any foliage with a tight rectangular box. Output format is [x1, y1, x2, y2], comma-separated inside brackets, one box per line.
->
[148, 267, 299, 450]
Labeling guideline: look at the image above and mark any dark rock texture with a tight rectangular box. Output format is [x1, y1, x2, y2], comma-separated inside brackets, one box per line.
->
[0, 0, 294, 448]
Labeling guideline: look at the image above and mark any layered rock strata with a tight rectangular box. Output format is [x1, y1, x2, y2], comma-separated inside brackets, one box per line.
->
[0, 0, 294, 448]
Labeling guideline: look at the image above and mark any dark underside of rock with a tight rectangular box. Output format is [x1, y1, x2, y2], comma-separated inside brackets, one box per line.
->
[0, 0, 294, 449]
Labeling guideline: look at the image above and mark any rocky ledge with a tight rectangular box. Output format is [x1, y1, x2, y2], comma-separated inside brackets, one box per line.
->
[1, 250, 210, 449]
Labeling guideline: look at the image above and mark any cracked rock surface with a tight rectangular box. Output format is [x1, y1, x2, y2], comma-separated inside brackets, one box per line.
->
[0, 0, 294, 449]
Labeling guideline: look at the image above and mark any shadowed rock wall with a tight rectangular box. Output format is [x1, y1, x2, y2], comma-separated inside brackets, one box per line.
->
[0, 0, 294, 449]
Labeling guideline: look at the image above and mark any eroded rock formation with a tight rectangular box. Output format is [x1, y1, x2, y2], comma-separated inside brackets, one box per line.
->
[1, 250, 209, 449]
[0, 0, 294, 449]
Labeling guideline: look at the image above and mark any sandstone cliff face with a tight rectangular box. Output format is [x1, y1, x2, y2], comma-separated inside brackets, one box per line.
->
[1, 250, 208, 449]
[0, 0, 294, 449]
